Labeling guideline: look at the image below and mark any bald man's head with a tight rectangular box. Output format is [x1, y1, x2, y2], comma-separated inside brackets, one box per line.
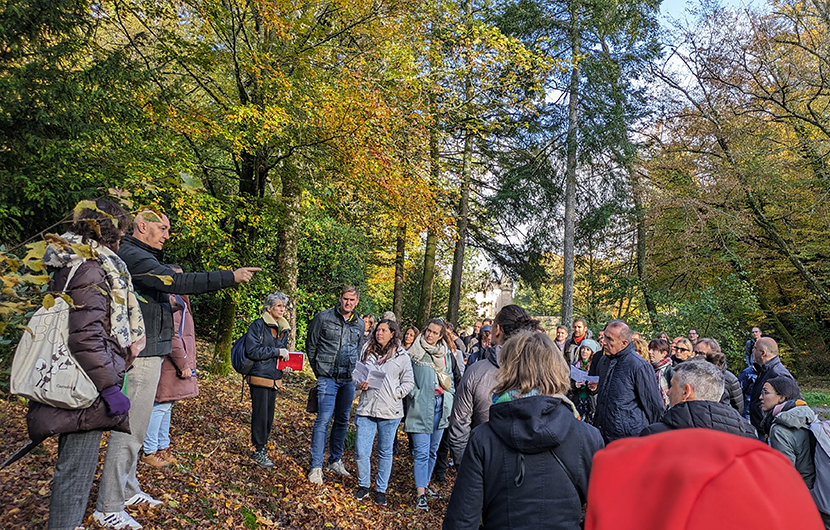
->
[753, 337, 779, 365]
[133, 210, 170, 250]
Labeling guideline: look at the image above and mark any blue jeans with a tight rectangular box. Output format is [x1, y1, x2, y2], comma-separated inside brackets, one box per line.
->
[411, 394, 444, 489]
[310, 376, 355, 469]
[355, 415, 401, 493]
[144, 401, 173, 454]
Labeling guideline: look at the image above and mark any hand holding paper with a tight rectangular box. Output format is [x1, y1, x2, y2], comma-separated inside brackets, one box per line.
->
[353, 361, 387, 390]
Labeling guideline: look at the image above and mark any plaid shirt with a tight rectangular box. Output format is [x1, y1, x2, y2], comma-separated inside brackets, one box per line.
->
[653, 357, 673, 409]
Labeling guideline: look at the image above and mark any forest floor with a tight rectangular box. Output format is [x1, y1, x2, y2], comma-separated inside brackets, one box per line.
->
[0, 341, 453, 529]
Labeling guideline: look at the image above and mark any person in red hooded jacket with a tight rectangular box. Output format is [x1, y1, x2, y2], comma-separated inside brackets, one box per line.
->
[585, 429, 824, 530]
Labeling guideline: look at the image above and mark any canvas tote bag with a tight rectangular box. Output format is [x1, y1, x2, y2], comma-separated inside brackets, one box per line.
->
[10, 262, 99, 409]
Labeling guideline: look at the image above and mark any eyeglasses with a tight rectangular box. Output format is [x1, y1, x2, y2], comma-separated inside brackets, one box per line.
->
[675, 348, 691, 353]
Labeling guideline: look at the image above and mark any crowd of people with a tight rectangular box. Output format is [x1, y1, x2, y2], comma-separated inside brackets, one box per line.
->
[19, 199, 830, 529]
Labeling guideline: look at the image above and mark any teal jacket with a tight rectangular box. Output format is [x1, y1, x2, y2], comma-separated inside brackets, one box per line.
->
[404, 338, 455, 434]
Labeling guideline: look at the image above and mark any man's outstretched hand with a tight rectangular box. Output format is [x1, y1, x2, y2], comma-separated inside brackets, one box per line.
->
[233, 267, 261, 283]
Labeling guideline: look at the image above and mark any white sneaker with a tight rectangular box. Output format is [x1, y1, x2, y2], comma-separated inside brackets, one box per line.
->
[326, 460, 351, 477]
[308, 467, 323, 484]
[92, 510, 142, 529]
[125, 491, 162, 508]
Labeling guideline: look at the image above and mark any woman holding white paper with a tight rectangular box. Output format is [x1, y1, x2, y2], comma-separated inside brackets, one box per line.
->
[352, 319, 415, 506]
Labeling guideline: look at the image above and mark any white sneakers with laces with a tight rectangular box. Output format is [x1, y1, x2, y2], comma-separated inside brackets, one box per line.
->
[125, 491, 162, 508]
[92, 510, 142, 529]
[326, 460, 351, 477]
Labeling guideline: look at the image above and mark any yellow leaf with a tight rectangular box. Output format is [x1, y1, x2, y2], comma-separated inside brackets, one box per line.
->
[23, 241, 47, 265]
[21, 274, 50, 285]
[42, 294, 55, 310]
[18, 325, 34, 337]
[57, 293, 75, 307]
[69, 243, 98, 260]
[147, 273, 173, 286]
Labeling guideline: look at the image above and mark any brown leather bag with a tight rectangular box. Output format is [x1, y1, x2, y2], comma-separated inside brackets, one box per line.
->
[306, 386, 318, 413]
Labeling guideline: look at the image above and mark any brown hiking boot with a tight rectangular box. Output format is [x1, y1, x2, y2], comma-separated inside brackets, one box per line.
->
[160, 448, 178, 465]
[141, 452, 170, 468]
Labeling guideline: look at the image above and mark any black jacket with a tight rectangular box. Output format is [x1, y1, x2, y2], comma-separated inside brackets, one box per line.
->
[306, 305, 365, 380]
[640, 400, 756, 438]
[721, 369, 744, 415]
[117, 235, 235, 357]
[593, 343, 664, 443]
[444, 395, 604, 530]
[245, 317, 289, 380]
[750, 356, 797, 433]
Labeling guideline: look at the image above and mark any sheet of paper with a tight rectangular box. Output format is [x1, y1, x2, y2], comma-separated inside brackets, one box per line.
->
[570, 365, 590, 383]
[366, 369, 387, 390]
[586, 375, 599, 384]
[353, 361, 370, 383]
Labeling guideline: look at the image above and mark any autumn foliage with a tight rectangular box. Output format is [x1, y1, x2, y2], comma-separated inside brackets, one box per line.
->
[0, 340, 454, 529]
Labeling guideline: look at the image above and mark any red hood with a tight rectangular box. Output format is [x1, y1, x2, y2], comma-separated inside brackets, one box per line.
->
[585, 429, 823, 530]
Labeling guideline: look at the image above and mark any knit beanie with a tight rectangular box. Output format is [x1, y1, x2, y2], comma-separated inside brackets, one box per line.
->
[580, 339, 600, 354]
[585, 429, 823, 530]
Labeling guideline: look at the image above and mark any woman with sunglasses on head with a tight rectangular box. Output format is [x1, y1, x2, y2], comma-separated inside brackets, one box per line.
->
[405, 318, 455, 511]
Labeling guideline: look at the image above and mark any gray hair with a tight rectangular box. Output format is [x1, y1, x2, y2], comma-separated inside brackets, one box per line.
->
[263, 292, 289, 311]
[605, 319, 632, 342]
[382, 311, 397, 322]
[697, 338, 721, 352]
[673, 359, 724, 402]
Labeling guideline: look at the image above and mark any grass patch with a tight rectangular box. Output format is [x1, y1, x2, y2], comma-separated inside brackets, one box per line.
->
[804, 392, 830, 407]
[240, 506, 257, 530]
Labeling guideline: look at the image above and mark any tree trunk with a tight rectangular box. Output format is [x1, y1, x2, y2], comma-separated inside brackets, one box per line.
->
[448, 134, 473, 328]
[211, 291, 237, 375]
[631, 168, 659, 328]
[393, 224, 406, 321]
[275, 162, 302, 349]
[210, 150, 262, 374]
[447, 0, 474, 328]
[418, 231, 438, 329]
[561, 4, 581, 328]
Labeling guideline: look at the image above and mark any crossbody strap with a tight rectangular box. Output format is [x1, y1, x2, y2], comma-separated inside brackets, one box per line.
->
[550, 447, 586, 506]
[61, 261, 84, 294]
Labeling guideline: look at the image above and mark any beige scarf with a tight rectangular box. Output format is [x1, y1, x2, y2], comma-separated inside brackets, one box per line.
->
[411, 335, 452, 391]
[43, 233, 146, 357]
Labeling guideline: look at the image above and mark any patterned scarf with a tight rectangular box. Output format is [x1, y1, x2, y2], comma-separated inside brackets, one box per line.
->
[491, 390, 582, 420]
[43, 233, 146, 356]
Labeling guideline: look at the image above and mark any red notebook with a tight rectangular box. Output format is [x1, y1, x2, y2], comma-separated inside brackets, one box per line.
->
[278, 352, 304, 371]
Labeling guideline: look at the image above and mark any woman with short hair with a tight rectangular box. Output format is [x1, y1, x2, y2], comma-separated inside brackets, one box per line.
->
[648, 339, 673, 408]
[761, 377, 816, 488]
[245, 292, 291, 468]
[444, 331, 604, 530]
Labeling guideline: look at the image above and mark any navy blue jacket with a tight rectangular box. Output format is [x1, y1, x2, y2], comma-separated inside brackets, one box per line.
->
[592, 343, 664, 443]
[444, 395, 604, 530]
[245, 317, 289, 380]
[306, 305, 365, 380]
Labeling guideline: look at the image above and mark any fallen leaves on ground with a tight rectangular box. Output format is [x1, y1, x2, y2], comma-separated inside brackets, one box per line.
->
[0, 340, 455, 529]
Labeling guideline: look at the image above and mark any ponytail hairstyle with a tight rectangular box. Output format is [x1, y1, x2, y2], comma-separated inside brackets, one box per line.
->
[364, 319, 402, 363]
[493, 305, 540, 341]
